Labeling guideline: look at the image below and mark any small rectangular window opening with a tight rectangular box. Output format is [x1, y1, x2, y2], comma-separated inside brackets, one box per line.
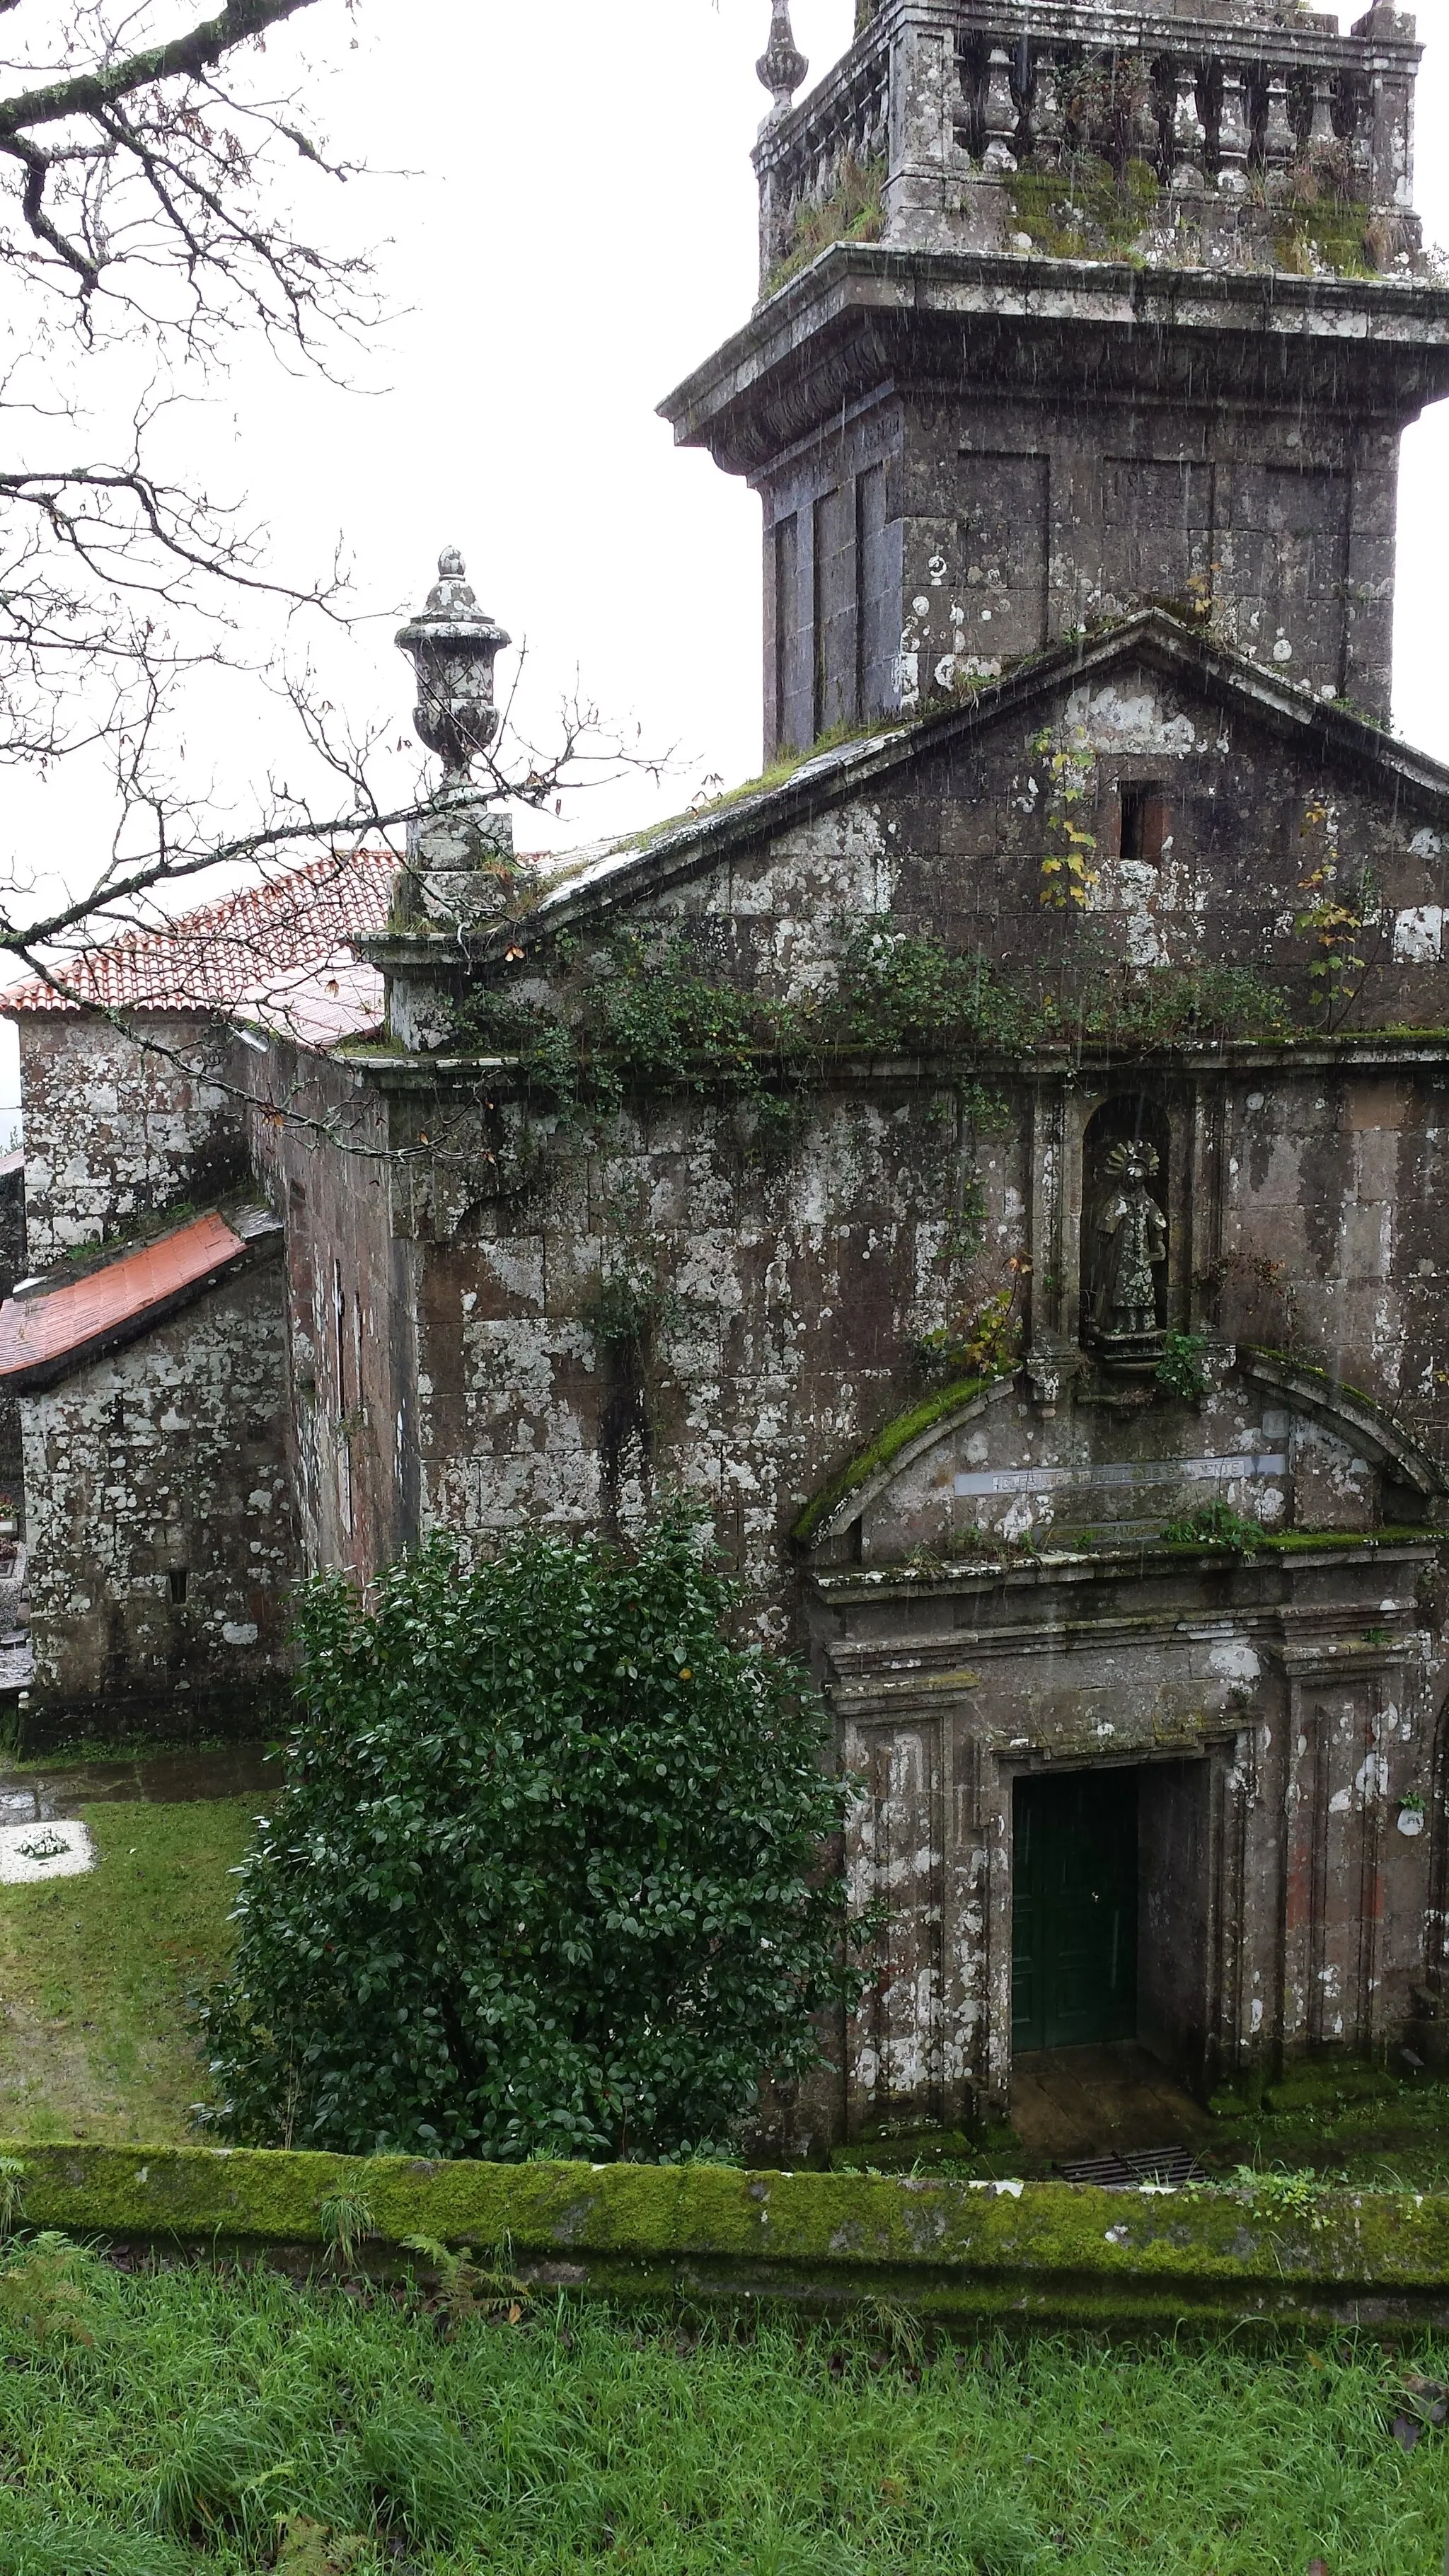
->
[1120, 783, 1168, 865]
[168, 1568, 189, 1605]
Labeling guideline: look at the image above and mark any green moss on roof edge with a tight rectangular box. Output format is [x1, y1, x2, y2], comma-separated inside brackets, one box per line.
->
[14, 2144, 1449, 2333]
[791, 1373, 1002, 1549]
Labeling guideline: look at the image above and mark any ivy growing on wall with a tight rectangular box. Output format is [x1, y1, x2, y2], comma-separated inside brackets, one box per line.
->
[1295, 796, 1380, 1030]
[1032, 725, 1101, 908]
[916, 1260, 1029, 1387]
[448, 917, 1292, 1121]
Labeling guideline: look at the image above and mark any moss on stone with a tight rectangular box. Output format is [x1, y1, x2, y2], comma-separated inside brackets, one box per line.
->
[791, 1375, 1000, 1548]
[1275, 198, 1375, 279]
[1006, 158, 1160, 264]
[764, 159, 887, 300]
[619, 717, 913, 860]
[1260, 1527, 1436, 1554]
[13, 2144, 1449, 2332]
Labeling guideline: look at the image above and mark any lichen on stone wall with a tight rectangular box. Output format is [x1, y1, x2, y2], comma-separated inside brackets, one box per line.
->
[22, 1258, 299, 1727]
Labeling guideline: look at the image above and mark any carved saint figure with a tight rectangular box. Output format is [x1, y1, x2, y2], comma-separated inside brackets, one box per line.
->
[1094, 1140, 1167, 1339]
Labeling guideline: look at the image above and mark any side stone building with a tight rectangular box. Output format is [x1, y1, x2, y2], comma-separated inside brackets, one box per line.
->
[6, 0, 1449, 2147]
[0, 858, 391, 1737]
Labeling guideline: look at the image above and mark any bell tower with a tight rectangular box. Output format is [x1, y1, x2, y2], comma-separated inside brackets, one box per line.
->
[660, 0, 1449, 755]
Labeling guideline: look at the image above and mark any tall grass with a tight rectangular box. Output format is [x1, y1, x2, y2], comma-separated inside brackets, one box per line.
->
[0, 2259, 1445, 2571]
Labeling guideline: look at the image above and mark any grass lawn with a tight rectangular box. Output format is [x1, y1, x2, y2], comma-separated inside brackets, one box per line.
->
[0, 2267, 1447, 2573]
[0, 1799, 252, 2144]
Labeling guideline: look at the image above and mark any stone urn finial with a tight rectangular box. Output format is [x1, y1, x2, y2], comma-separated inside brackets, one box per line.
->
[395, 547, 512, 787]
[392, 548, 519, 937]
[757, 0, 808, 118]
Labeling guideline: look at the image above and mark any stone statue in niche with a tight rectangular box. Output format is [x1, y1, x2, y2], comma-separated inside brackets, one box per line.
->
[1092, 1140, 1167, 1344]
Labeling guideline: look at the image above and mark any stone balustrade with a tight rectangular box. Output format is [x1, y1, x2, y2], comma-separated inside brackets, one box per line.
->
[756, 0, 1422, 290]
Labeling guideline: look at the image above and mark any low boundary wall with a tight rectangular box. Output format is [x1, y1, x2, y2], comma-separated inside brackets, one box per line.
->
[11, 2144, 1449, 2335]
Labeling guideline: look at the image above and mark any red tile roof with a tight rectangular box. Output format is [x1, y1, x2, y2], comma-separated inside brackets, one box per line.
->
[0, 848, 396, 1017]
[0, 1212, 246, 1387]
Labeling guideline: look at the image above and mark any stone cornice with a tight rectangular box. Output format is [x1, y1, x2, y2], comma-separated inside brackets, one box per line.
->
[661, 246, 1449, 474]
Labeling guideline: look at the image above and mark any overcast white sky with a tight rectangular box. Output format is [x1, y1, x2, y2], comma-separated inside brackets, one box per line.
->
[1, 0, 1447, 1117]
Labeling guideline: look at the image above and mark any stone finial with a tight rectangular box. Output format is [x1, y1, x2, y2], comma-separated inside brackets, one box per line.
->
[757, 0, 808, 119]
[395, 548, 512, 787]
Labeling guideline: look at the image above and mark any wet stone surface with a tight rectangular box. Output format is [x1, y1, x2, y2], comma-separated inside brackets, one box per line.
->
[0, 1738, 278, 1825]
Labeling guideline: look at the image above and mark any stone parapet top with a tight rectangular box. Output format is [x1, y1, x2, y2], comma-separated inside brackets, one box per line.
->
[754, 0, 1426, 294]
[758, 0, 1421, 182]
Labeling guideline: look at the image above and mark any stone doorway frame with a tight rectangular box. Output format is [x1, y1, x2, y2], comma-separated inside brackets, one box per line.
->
[987, 1738, 1243, 2124]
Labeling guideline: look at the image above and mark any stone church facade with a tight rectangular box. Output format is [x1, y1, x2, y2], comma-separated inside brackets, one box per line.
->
[6, 0, 1449, 2144]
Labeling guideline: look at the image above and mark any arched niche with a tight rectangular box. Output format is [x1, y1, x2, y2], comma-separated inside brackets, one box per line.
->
[1080, 1094, 1171, 1360]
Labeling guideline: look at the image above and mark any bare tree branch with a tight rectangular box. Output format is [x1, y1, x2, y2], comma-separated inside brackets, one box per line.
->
[0, 0, 676, 1144]
[0, 0, 322, 140]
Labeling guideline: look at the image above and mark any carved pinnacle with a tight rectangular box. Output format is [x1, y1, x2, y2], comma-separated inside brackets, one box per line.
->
[757, 0, 808, 118]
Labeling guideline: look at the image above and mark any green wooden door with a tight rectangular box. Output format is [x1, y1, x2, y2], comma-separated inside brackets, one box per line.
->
[1012, 1769, 1138, 2051]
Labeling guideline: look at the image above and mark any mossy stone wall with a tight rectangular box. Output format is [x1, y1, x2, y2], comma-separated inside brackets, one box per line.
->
[16, 2142, 1449, 2336]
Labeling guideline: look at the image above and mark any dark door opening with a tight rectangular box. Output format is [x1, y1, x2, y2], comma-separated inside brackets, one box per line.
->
[1012, 1767, 1138, 2051]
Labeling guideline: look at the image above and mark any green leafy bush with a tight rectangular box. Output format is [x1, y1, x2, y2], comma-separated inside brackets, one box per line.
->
[201, 1515, 860, 2161]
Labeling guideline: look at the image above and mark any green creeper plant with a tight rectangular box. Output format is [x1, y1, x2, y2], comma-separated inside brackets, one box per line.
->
[1295, 796, 1375, 1028]
[917, 1260, 1029, 1386]
[200, 1510, 864, 2162]
[1155, 1332, 1209, 1404]
[1032, 724, 1099, 908]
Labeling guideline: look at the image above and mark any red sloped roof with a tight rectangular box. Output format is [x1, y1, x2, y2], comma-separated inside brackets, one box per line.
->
[0, 848, 396, 1016]
[0, 1212, 246, 1385]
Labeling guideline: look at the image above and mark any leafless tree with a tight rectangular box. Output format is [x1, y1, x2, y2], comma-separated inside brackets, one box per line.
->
[0, 0, 660, 995]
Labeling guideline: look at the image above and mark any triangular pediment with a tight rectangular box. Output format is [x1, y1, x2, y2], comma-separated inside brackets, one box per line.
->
[480, 613, 1449, 957]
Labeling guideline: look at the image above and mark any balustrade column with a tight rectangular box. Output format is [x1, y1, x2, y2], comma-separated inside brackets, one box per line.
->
[1032, 53, 1063, 162]
[982, 46, 1019, 173]
[1262, 75, 1297, 191]
[1172, 62, 1207, 193]
[1349, 96, 1373, 200]
[1217, 69, 1250, 197]
[1133, 67, 1165, 177]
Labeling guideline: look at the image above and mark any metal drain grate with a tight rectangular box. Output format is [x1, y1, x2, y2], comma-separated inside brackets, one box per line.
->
[1056, 2144, 1206, 2192]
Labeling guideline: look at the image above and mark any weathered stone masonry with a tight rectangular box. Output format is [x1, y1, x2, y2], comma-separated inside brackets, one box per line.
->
[351, 621, 1449, 2137]
[18, 1011, 243, 1268]
[19, 1242, 295, 1730]
[9, 0, 1449, 2144]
